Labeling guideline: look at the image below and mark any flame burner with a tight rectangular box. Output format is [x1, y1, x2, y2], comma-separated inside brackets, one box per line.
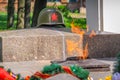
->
[51, 57, 110, 72]
[66, 56, 90, 60]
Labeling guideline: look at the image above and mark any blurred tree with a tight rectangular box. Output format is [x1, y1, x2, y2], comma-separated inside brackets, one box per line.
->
[7, 0, 15, 28]
[32, 0, 47, 27]
[25, 0, 31, 28]
[17, 0, 25, 29]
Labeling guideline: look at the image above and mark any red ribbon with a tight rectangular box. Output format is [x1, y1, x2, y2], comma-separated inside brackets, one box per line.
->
[34, 71, 51, 79]
[62, 66, 73, 75]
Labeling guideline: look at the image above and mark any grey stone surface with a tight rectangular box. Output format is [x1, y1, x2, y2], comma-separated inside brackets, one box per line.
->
[0, 58, 116, 80]
[0, 28, 120, 61]
[0, 60, 51, 77]
[46, 73, 80, 80]
[0, 28, 82, 62]
[89, 58, 116, 80]
[84, 33, 120, 58]
[53, 59, 110, 72]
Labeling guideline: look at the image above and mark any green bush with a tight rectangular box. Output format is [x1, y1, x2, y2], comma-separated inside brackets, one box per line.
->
[56, 5, 86, 29]
[0, 12, 17, 30]
[0, 13, 7, 30]
[0, 5, 86, 30]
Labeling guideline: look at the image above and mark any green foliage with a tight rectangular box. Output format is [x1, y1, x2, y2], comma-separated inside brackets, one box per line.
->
[0, 12, 17, 30]
[73, 18, 86, 29]
[74, 9, 79, 13]
[57, 5, 67, 12]
[57, 5, 72, 28]
[39, 63, 89, 80]
[30, 76, 41, 80]
[0, 12, 33, 30]
[113, 52, 120, 73]
[42, 63, 64, 75]
[70, 65, 89, 80]
[0, 13, 7, 30]
[0, 5, 86, 30]
[56, 5, 86, 29]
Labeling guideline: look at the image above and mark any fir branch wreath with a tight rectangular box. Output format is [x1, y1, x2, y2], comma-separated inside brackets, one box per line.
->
[0, 63, 91, 80]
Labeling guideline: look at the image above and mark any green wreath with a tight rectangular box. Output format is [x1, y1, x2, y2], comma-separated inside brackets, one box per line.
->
[30, 63, 90, 80]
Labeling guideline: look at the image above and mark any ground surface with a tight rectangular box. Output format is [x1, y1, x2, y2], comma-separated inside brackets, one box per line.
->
[0, 58, 116, 80]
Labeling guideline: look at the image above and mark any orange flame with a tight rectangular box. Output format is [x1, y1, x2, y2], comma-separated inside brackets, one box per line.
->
[89, 30, 96, 38]
[66, 22, 88, 59]
[82, 42, 88, 59]
[66, 39, 79, 56]
[71, 23, 85, 35]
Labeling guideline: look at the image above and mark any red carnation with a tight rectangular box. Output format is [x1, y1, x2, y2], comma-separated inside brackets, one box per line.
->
[0, 68, 15, 80]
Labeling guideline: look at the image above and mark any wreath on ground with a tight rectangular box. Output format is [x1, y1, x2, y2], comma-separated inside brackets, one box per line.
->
[0, 63, 91, 80]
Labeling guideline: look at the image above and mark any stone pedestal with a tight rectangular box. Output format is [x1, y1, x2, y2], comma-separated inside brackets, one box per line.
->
[0, 28, 81, 62]
[84, 32, 120, 58]
[0, 28, 120, 62]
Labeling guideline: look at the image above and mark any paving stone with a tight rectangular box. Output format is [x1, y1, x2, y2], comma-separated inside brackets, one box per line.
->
[0, 58, 116, 79]
[46, 73, 80, 80]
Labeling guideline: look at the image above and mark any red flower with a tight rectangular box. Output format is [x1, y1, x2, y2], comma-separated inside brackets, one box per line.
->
[0, 68, 15, 80]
